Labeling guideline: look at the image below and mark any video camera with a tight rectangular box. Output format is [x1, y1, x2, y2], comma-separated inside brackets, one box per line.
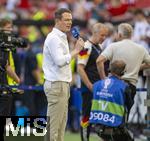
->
[0, 30, 28, 51]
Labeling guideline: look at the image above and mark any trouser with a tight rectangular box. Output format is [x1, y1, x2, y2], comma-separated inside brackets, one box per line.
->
[44, 81, 70, 141]
[0, 93, 13, 116]
[0, 93, 13, 141]
[80, 89, 93, 141]
[0, 117, 6, 141]
[124, 82, 136, 118]
[80, 124, 91, 141]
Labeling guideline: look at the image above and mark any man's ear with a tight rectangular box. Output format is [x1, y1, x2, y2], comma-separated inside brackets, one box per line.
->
[55, 19, 60, 24]
[118, 33, 122, 39]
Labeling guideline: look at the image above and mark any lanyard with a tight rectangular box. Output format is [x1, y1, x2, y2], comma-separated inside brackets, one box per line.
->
[88, 40, 102, 54]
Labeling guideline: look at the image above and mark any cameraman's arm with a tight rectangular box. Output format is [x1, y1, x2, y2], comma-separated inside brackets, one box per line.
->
[5, 62, 20, 84]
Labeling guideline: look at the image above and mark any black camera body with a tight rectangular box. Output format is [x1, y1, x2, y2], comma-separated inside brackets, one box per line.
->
[0, 30, 28, 51]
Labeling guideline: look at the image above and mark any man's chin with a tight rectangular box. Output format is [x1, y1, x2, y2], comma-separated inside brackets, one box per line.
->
[65, 29, 71, 33]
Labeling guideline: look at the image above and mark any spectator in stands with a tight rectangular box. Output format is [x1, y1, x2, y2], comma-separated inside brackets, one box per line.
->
[106, 0, 133, 23]
[90, 0, 110, 22]
[102, 22, 117, 50]
[133, 9, 149, 51]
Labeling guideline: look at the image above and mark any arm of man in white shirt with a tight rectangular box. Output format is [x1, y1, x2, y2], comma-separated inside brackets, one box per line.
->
[47, 37, 84, 67]
[96, 55, 107, 79]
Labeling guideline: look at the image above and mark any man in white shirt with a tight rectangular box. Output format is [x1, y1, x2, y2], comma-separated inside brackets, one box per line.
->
[42, 8, 84, 141]
[96, 23, 150, 117]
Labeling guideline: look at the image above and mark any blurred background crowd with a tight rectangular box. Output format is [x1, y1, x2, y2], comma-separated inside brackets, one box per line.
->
[0, 0, 150, 136]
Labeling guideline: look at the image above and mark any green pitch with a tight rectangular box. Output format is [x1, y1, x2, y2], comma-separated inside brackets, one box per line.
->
[5, 131, 99, 141]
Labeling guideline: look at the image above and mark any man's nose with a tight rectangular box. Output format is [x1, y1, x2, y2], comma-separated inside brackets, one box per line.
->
[68, 20, 72, 25]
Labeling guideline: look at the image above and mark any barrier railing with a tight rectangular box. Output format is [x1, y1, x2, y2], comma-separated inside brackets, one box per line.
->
[1, 85, 147, 92]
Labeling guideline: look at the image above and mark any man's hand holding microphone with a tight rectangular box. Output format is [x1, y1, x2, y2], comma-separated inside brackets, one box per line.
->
[70, 26, 85, 58]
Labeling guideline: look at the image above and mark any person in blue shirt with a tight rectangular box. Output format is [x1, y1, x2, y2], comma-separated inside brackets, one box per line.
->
[90, 60, 134, 141]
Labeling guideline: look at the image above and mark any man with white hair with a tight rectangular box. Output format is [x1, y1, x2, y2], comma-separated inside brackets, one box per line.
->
[78, 22, 108, 141]
[96, 23, 150, 116]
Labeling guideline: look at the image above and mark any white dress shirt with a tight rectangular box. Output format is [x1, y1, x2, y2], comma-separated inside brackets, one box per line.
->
[42, 28, 72, 82]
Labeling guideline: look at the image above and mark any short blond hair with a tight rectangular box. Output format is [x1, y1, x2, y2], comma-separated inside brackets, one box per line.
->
[92, 23, 107, 34]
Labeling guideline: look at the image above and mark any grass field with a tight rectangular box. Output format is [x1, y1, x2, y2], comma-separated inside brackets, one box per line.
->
[65, 131, 99, 141]
[5, 131, 100, 141]
[5, 131, 146, 141]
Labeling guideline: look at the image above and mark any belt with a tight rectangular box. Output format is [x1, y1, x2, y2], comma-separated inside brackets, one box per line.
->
[45, 80, 70, 83]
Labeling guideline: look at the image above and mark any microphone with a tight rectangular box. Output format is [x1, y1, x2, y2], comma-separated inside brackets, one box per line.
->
[71, 26, 80, 39]
[71, 26, 88, 51]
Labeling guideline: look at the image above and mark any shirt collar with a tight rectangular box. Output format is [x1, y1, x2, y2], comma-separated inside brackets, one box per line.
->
[88, 40, 102, 49]
[53, 27, 67, 38]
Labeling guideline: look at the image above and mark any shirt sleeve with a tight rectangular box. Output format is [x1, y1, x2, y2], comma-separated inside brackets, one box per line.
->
[77, 42, 92, 66]
[143, 47, 150, 64]
[46, 36, 71, 67]
[101, 44, 113, 61]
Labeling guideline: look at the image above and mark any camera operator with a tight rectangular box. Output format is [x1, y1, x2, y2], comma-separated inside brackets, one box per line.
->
[0, 18, 20, 84]
[0, 18, 21, 141]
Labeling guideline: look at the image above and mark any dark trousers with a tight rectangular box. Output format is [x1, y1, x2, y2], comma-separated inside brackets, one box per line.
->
[125, 82, 136, 118]
[80, 125, 91, 141]
[0, 93, 13, 141]
[80, 89, 93, 141]
[0, 117, 6, 141]
[0, 94, 13, 116]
